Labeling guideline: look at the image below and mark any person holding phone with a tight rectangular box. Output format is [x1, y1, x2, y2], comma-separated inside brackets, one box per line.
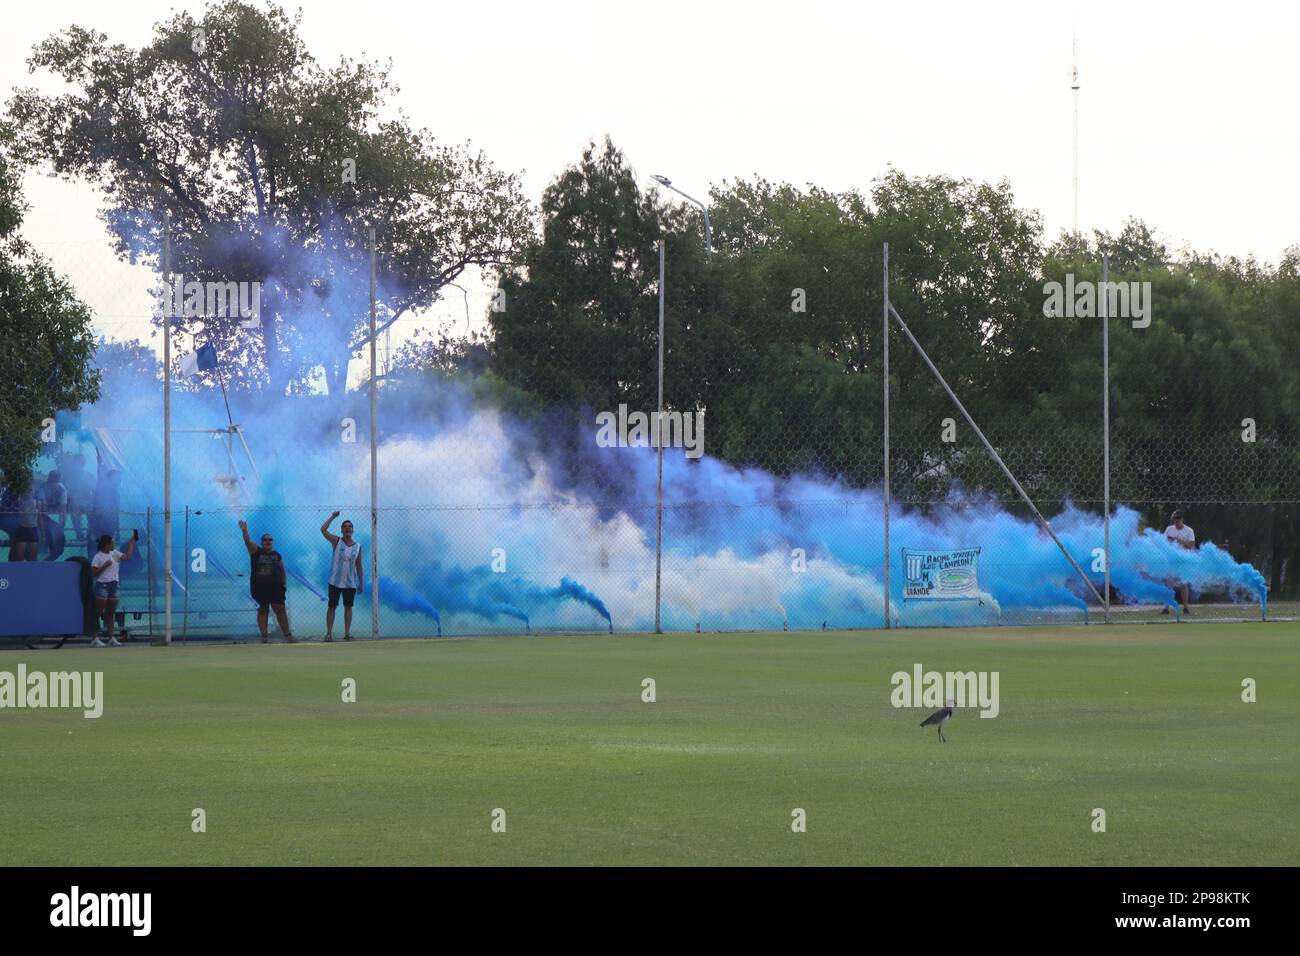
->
[90, 529, 137, 646]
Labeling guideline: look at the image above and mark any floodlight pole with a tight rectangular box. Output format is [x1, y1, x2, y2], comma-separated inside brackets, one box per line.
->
[882, 243, 892, 629]
[369, 226, 380, 640]
[1072, 37, 1080, 236]
[647, 175, 710, 635]
[655, 238, 665, 634]
[1102, 254, 1111, 623]
[651, 175, 711, 258]
[162, 210, 173, 646]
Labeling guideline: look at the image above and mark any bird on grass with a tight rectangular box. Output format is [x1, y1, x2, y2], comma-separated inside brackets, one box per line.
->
[920, 698, 956, 742]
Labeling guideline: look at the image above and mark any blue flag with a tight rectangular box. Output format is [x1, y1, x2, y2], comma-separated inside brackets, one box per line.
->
[196, 341, 218, 371]
[180, 342, 219, 377]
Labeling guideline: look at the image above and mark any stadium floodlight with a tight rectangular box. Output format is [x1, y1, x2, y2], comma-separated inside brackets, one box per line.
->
[656, 239, 665, 633]
[162, 210, 172, 646]
[369, 225, 380, 640]
[649, 172, 712, 634]
[650, 174, 712, 258]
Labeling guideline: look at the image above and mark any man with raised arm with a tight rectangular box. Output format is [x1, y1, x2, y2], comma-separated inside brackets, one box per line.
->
[321, 511, 364, 641]
[239, 519, 294, 643]
[1161, 509, 1195, 616]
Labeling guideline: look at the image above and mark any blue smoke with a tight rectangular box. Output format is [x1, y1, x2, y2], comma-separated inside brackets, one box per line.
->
[552, 577, 613, 624]
[73, 374, 1272, 634]
[378, 575, 441, 635]
[412, 564, 530, 629]
[73, 213, 1269, 634]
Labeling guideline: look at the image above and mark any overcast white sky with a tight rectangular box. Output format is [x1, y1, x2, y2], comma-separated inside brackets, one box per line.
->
[4, 0, 1297, 358]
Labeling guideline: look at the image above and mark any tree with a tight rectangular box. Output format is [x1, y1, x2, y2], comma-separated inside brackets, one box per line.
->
[0, 123, 100, 493]
[489, 138, 721, 415]
[7, 0, 533, 396]
[704, 177, 879, 477]
[93, 338, 161, 397]
[703, 169, 1046, 488]
[493, 159, 1052, 488]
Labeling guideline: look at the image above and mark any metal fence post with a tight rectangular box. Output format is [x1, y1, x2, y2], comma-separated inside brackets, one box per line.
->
[183, 505, 190, 642]
[883, 243, 892, 629]
[655, 238, 665, 635]
[162, 211, 173, 645]
[1102, 254, 1111, 624]
[369, 226, 380, 641]
[145, 507, 154, 641]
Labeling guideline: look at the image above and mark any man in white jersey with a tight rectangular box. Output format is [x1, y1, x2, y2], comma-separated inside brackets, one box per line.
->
[1161, 509, 1195, 615]
[321, 511, 364, 641]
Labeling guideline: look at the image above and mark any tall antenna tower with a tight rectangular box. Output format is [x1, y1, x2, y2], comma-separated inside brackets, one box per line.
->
[1071, 35, 1080, 235]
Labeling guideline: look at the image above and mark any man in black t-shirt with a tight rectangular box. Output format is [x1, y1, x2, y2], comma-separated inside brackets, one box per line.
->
[239, 520, 294, 643]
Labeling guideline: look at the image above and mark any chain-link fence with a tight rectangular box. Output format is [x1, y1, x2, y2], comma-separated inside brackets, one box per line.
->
[4, 235, 1297, 640]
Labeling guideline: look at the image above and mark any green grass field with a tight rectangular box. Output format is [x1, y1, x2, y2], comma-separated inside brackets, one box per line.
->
[2, 624, 1297, 866]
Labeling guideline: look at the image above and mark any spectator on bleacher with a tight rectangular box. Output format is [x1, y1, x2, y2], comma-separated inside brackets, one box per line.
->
[1161, 509, 1195, 615]
[10, 487, 40, 561]
[37, 470, 68, 560]
[88, 448, 121, 558]
[0, 485, 16, 547]
[63, 454, 95, 546]
[90, 530, 138, 646]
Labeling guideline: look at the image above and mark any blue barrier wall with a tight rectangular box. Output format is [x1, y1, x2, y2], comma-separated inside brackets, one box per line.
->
[0, 562, 87, 638]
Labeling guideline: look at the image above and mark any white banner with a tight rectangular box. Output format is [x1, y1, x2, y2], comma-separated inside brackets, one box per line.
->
[902, 547, 982, 601]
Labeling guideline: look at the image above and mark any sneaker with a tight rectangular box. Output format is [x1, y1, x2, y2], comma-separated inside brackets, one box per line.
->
[344, 635, 353, 641]
[324, 635, 333, 642]
[108, 637, 122, 647]
[260, 635, 269, 644]
[91, 638, 106, 647]
[285, 635, 296, 643]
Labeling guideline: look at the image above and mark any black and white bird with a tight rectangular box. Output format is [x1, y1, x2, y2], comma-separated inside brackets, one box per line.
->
[920, 698, 956, 742]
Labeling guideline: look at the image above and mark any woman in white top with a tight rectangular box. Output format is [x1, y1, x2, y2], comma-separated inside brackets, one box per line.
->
[321, 511, 363, 641]
[90, 530, 138, 646]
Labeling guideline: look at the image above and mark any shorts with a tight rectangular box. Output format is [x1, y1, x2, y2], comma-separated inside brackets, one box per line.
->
[328, 585, 357, 608]
[251, 580, 287, 609]
[13, 526, 38, 544]
[94, 580, 120, 600]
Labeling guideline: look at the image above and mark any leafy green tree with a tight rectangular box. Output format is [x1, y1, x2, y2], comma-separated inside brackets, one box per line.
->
[7, 0, 532, 396]
[489, 138, 723, 416]
[0, 124, 100, 493]
[705, 178, 878, 477]
[705, 170, 1046, 490]
[93, 338, 161, 397]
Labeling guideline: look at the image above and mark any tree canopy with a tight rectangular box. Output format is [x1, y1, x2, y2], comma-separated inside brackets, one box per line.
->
[0, 123, 100, 492]
[7, 0, 533, 396]
[480, 141, 1300, 592]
